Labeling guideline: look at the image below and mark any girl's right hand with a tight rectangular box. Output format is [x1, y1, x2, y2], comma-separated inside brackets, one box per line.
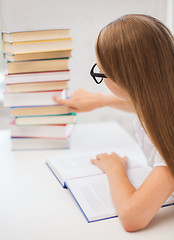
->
[53, 88, 106, 113]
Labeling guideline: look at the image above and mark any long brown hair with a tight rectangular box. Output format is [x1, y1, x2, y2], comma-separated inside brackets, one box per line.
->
[96, 14, 174, 176]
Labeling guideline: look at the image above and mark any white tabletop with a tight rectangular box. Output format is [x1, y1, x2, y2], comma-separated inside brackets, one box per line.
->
[0, 121, 174, 240]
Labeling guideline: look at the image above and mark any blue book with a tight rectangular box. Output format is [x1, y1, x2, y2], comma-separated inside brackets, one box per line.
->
[46, 152, 174, 223]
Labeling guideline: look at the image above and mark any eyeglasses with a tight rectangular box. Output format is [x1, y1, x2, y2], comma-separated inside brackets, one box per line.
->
[90, 63, 107, 84]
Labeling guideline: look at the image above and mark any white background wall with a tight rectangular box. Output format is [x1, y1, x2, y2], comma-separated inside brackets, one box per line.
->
[0, 0, 170, 136]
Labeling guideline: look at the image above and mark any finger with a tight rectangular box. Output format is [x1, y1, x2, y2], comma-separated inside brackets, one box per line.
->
[96, 153, 107, 159]
[111, 152, 126, 160]
[90, 159, 98, 165]
[53, 96, 65, 104]
[53, 97, 73, 106]
[68, 107, 79, 113]
[111, 152, 120, 157]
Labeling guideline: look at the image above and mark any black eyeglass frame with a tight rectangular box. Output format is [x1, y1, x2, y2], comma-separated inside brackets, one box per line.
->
[90, 63, 107, 84]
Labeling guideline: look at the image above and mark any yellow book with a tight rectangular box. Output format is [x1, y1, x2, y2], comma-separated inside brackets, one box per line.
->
[6, 58, 69, 74]
[4, 50, 72, 62]
[11, 105, 71, 117]
[3, 38, 73, 54]
[2, 29, 71, 43]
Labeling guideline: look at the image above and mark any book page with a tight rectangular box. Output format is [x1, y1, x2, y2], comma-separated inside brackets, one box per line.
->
[66, 174, 116, 222]
[47, 153, 103, 183]
[66, 165, 152, 222]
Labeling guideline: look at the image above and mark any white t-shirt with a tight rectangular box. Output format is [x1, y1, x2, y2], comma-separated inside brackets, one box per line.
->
[133, 117, 167, 168]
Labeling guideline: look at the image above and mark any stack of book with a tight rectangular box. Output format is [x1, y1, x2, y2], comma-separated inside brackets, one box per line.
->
[2, 29, 77, 150]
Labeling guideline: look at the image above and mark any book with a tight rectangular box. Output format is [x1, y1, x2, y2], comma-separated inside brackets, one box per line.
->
[3, 89, 67, 107]
[5, 70, 70, 84]
[10, 122, 75, 138]
[7, 80, 69, 93]
[11, 137, 70, 150]
[14, 112, 77, 125]
[3, 38, 73, 54]
[5, 58, 69, 74]
[2, 29, 71, 43]
[2, 28, 75, 151]
[4, 50, 71, 62]
[46, 152, 174, 223]
[11, 105, 71, 117]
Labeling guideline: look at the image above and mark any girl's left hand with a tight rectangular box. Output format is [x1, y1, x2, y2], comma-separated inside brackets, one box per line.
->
[91, 152, 128, 175]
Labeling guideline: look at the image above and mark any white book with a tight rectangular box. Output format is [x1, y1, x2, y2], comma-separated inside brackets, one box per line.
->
[5, 71, 70, 84]
[11, 137, 70, 150]
[3, 89, 67, 107]
[10, 123, 75, 138]
[46, 152, 174, 223]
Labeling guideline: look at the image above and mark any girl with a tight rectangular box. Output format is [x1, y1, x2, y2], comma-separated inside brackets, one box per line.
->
[54, 14, 174, 232]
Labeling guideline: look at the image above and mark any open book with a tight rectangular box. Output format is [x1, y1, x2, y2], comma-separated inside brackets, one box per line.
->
[46, 151, 174, 223]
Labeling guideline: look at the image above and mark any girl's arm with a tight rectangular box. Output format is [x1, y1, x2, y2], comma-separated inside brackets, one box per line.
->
[53, 88, 135, 113]
[91, 153, 174, 232]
